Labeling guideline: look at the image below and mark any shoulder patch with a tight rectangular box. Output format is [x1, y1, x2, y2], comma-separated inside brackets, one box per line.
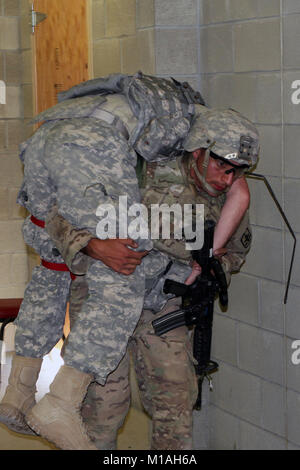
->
[241, 228, 252, 249]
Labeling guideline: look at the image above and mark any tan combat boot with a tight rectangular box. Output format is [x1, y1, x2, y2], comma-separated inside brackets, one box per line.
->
[26, 364, 97, 450]
[0, 353, 42, 435]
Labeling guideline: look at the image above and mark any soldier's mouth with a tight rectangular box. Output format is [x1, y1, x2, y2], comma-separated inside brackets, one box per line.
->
[212, 183, 226, 191]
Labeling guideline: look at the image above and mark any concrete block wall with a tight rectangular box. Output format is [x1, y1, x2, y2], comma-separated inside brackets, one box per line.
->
[91, 0, 155, 77]
[0, 0, 30, 299]
[154, 0, 300, 450]
[206, 1, 300, 450]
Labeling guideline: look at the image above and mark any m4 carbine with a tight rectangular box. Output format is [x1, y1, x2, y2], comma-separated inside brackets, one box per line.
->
[152, 220, 228, 409]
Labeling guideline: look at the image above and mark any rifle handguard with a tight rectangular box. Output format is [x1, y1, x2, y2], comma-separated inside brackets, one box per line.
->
[210, 257, 228, 308]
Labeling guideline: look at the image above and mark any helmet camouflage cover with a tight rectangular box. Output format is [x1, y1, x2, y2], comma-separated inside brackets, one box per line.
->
[184, 105, 260, 168]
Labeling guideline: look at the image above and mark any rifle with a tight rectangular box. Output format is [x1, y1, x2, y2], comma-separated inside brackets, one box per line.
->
[152, 219, 228, 410]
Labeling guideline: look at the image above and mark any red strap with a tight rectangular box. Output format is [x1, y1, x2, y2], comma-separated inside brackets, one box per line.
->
[41, 259, 76, 280]
[31, 215, 76, 280]
[31, 215, 45, 228]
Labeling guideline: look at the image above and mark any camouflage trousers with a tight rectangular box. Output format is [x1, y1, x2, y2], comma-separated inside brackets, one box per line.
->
[14, 266, 71, 357]
[62, 263, 145, 385]
[82, 297, 198, 450]
[15, 218, 72, 357]
[15, 259, 145, 385]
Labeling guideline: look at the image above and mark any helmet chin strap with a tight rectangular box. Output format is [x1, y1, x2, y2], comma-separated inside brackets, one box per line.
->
[191, 145, 224, 196]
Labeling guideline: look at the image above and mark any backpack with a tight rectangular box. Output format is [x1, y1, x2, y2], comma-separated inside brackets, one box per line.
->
[57, 71, 205, 162]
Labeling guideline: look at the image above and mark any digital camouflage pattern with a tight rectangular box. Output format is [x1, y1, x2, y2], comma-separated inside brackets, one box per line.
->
[124, 73, 203, 162]
[14, 212, 72, 357]
[14, 267, 71, 357]
[16, 86, 193, 383]
[15, 93, 157, 382]
[57, 71, 205, 162]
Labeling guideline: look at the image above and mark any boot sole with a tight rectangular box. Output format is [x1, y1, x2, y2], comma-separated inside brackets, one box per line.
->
[26, 410, 66, 449]
[0, 404, 36, 436]
[26, 410, 85, 450]
[26, 409, 98, 450]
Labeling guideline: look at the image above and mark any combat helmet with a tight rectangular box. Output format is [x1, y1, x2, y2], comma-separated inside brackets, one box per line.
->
[183, 105, 260, 195]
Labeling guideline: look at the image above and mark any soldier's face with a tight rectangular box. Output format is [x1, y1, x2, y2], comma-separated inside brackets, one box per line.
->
[192, 149, 240, 197]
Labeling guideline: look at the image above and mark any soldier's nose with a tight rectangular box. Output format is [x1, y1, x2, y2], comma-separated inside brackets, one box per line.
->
[222, 171, 234, 186]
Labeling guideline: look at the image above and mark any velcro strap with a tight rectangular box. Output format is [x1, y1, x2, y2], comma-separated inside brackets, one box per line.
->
[41, 259, 76, 280]
[91, 108, 129, 140]
[31, 215, 45, 228]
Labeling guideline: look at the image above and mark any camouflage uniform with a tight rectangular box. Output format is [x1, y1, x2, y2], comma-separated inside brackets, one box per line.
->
[14, 73, 203, 384]
[14, 93, 161, 384]
[16, 73, 203, 383]
[47, 152, 251, 450]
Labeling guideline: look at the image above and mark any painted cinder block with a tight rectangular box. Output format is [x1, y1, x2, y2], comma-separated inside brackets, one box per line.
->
[199, 25, 233, 74]
[234, 19, 281, 72]
[93, 39, 121, 76]
[260, 280, 285, 334]
[226, 274, 259, 327]
[261, 380, 286, 436]
[137, 0, 155, 28]
[255, 124, 282, 177]
[241, 226, 284, 283]
[210, 363, 262, 426]
[283, 0, 300, 14]
[106, 0, 136, 38]
[248, 176, 283, 230]
[287, 389, 300, 446]
[156, 29, 198, 76]
[238, 323, 285, 385]
[239, 420, 286, 450]
[284, 125, 300, 178]
[0, 17, 19, 50]
[283, 14, 300, 69]
[155, 0, 197, 26]
[211, 313, 238, 366]
[92, 0, 105, 41]
[209, 405, 240, 450]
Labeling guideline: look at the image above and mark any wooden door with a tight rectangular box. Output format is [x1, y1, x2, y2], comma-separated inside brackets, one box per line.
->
[32, 0, 90, 115]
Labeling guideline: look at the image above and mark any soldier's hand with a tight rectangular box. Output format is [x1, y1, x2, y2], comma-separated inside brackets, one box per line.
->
[184, 261, 202, 285]
[213, 247, 227, 258]
[82, 238, 149, 275]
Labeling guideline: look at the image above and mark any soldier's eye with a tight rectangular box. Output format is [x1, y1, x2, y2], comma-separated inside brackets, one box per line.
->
[225, 168, 236, 176]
